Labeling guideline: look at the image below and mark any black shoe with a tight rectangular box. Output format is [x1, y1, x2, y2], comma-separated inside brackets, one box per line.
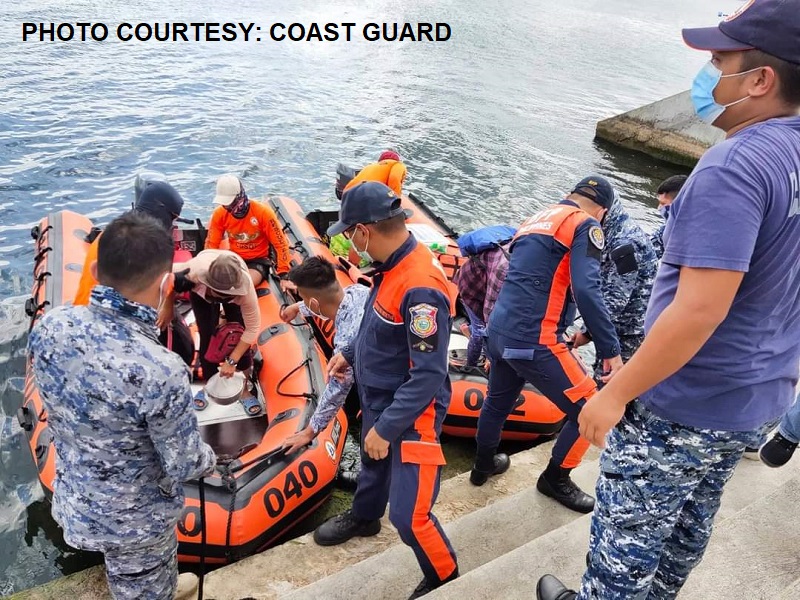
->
[536, 575, 577, 600]
[408, 569, 459, 599]
[760, 433, 798, 468]
[470, 453, 511, 486]
[742, 446, 761, 461]
[537, 470, 595, 513]
[312, 509, 381, 546]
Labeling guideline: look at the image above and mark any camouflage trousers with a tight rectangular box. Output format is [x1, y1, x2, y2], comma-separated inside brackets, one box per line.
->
[103, 529, 178, 600]
[578, 400, 776, 600]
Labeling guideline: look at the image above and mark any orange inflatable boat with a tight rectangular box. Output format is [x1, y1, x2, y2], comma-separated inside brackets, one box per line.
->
[19, 210, 348, 564]
[271, 182, 567, 442]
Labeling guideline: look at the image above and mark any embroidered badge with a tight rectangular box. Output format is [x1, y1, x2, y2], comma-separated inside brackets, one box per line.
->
[250, 217, 259, 226]
[409, 303, 438, 338]
[588, 226, 605, 251]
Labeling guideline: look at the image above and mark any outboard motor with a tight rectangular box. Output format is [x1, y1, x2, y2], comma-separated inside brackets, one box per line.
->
[134, 171, 168, 205]
[335, 163, 360, 200]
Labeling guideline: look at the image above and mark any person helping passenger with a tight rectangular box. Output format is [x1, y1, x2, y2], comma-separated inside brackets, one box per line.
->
[205, 174, 293, 290]
[161, 249, 261, 381]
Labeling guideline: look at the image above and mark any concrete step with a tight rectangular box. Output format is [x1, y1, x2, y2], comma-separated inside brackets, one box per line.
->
[426, 459, 800, 600]
[277, 459, 601, 600]
[777, 577, 800, 599]
[200, 439, 598, 599]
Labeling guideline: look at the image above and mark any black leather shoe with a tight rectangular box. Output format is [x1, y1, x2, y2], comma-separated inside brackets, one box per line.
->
[537, 470, 595, 513]
[470, 453, 511, 486]
[313, 509, 381, 546]
[536, 575, 577, 600]
[408, 569, 459, 599]
[760, 432, 798, 467]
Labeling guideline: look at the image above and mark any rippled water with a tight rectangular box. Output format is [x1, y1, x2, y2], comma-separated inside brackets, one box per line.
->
[0, 0, 738, 592]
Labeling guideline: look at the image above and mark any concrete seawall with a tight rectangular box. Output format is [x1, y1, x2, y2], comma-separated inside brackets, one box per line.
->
[595, 90, 725, 166]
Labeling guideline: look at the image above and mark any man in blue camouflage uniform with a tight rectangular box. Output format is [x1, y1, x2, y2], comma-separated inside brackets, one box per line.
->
[279, 256, 370, 453]
[651, 175, 688, 260]
[28, 212, 216, 600]
[571, 191, 657, 380]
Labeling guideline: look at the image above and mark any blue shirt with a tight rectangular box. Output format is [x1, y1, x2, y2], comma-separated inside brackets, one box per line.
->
[27, 286, 216, 551]
[299, 284, 370, 434]
[642, 116, 800, 431]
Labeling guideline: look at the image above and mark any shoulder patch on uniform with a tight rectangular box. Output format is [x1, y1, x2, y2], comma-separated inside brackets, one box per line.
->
[409, 303, 438, 338]
[588, 226, 605, 250]
[250, 216, 258, 226]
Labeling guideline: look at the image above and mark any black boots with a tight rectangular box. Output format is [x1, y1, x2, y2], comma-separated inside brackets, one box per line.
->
[537, 461, 595, 513]
[760, 432, 798, 467]
[536, 575, 577, 600]
[313, 509, 381, 546]
[408, 568, 459, 599]
[470, 448, 511, 486]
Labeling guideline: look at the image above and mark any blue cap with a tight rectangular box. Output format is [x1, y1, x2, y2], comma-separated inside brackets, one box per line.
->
[682, 0, 800, 65]
[327, 181, 408, 236]
[571, 175, 615, 209]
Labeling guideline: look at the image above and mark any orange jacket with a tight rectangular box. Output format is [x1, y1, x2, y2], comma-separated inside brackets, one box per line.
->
[205, 201, 292, 274]
[73, 235, 101, 306]
[344, 160, 407, 197]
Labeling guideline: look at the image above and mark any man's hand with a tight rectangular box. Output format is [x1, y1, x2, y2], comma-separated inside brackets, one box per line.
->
[218, 361, 236, 378]
[600, 355, 624, 383]
[571, 331, 592, 349]
[174, 268, 194, 293]
[282, 425, 316, 454]
[578, 388, 627, 448]
[327, 352, 350, 382]
[280, 302, 301, 323]
[280, 278, 296, 293]
[156, 302, 174, 330]
[364, 427, 390, 460]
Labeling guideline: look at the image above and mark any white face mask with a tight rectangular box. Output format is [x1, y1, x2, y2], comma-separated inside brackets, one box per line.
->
[307, 297, 329, 321]
[352, 226, 373, 263]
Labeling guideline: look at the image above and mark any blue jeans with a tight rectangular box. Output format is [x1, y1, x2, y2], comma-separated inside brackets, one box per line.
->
[779, 392, 800, 443]
[464, 305, 486, 367]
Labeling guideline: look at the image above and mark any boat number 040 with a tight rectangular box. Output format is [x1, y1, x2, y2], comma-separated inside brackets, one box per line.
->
[463, 388, 526, 416]
[177, 461, 320, 537]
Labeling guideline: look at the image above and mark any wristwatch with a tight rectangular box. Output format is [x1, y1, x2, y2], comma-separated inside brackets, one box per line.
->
[224, 356, 237, 366]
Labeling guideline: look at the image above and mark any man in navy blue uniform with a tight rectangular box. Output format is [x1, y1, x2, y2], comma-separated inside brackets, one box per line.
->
[315, 181, 459, 599]
[470, 176, 623, 514]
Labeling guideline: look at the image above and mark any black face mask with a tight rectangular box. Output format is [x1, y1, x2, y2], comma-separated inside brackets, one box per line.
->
[226, 193, 250, 219]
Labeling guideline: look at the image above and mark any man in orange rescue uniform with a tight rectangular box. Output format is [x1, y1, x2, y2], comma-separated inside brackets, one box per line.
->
[205, 174, 293, 290]
[318, 181, 459, 598]
[470, 175, 623, 514]
[342, 149, 408, 197]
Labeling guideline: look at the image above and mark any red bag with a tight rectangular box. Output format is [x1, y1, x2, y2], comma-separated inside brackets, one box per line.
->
[205, 323, 245, 364]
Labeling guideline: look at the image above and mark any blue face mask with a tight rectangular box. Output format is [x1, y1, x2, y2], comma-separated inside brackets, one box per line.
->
[691, 61, 760, 125]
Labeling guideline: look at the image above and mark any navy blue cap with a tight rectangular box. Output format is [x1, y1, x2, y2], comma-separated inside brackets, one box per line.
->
[571, 175, 615, 209]
[682, 0, 800, 65]
[327, 181, 407, 236]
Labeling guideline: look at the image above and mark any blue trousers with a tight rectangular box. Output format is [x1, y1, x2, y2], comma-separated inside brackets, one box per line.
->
[464, 305, 486, 367]
[778, 392, 800, 444]
[104, 529, 177, 600]
[351, 401, 458, 583]
[578, 401, 777, 599]
[476, 332, 595, 468]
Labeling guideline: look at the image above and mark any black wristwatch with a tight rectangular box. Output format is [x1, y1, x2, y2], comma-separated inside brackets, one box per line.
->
[224, 356, 236, 366]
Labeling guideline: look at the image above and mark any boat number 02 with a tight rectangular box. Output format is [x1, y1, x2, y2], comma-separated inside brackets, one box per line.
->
[177, 461, 320, 537]
[463, 388, 525, 416]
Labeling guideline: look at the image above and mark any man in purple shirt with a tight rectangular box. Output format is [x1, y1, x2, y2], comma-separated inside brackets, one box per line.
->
[538, 2, 800, 599]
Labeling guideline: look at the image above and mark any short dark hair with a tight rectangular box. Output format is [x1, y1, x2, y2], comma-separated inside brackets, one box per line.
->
[370, 213, 407, 235]
[741, 50, 800, 107]
[97, 211, 173, 293]
[287, 256, 338, 293]
[657, 175, 688, 197]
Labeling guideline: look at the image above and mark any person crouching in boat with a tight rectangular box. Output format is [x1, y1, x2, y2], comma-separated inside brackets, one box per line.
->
[28, 212, 216, 600]
[161, 249, 261, 380]
[331, 151, 408, 267]
[320, 181, 459, 598]
[205, 174, 294, 291]
[278, 256, 370, 453]
[73, 179, 195, 367]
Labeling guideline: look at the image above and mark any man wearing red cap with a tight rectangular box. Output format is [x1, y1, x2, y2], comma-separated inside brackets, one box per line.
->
[344, 150, 408, 197]
[538, 1, 800, 598]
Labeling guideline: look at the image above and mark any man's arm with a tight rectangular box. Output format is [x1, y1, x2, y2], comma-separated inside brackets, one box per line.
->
[262, 205, 292, 275]
[145, 368, 216, 491]
[373, 286, 451, 442]
[204, 209, 224, 249]
[570, 220, 620, 360]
